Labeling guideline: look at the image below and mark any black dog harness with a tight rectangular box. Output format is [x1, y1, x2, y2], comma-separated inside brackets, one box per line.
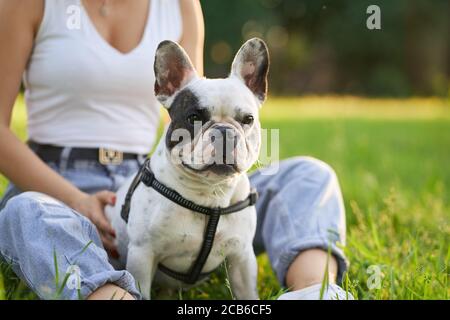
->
[121, 158, 258, 285]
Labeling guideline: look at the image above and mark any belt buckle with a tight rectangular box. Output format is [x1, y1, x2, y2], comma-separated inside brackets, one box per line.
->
[99, 148, 123, 165]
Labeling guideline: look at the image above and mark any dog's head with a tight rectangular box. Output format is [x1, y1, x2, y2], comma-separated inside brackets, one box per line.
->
[154, 38, 269, 178]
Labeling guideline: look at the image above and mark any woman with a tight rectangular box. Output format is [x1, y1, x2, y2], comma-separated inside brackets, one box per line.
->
[0, 0, 350, 300]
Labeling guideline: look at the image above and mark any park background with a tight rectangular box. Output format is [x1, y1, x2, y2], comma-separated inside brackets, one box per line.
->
[1, 0, 449, 299]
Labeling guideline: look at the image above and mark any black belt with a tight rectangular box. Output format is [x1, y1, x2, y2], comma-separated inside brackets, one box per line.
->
[29, 141, 143, 165]
[121, 158, 258, 285]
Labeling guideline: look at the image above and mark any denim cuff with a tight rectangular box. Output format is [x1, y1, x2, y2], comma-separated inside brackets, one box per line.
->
[70, 270, 142, 300]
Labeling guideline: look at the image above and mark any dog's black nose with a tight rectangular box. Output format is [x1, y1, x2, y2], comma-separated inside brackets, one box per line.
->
[210, 126, 238, 164]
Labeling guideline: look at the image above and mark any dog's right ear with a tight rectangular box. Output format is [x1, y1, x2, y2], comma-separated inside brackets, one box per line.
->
[154, 41, 198, 107]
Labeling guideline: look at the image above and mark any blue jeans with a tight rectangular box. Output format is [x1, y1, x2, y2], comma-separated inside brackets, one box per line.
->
[0, 150, 348, 300]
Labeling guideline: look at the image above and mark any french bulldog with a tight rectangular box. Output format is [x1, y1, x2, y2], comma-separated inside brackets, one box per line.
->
[106, 38, 269, 300]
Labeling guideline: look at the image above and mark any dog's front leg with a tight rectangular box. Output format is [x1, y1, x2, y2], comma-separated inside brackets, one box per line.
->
[226, 248, 259, 300]
[126, 244, 157, 300]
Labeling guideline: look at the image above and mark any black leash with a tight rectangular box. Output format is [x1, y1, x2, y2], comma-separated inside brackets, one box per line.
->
[120, 158, 258, 284]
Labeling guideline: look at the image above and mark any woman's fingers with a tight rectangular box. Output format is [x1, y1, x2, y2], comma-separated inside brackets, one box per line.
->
[96, 190, 117, 206]
[92, 193, 119, 256]
[90, 206, 116, 237]
[99, 232, 119, 258]
[92, 191, 116, 237]
[72, 190, 117, 240]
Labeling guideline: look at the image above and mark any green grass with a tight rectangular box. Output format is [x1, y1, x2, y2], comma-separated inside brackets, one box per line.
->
[1, 95, 449, 300]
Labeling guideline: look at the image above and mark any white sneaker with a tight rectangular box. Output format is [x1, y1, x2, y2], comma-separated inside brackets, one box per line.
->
[277, 283, 354, 300]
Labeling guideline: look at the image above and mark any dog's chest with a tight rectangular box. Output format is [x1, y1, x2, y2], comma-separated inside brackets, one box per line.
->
[158, 211, 246, 262]
[129, 188, 254, 271]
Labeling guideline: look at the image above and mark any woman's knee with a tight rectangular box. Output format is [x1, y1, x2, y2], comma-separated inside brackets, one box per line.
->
[276, 157, 345, 229]
[0, 191, 70, 226]
[0, 191, 97, 257]
[0, 192, 50, 258]
[281, 156, 338, 186]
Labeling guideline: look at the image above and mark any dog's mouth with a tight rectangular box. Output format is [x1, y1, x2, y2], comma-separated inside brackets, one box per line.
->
[182, 161, 239, 175]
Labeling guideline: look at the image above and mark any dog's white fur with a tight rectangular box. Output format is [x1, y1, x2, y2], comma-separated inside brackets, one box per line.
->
[106, 39, 269, 300]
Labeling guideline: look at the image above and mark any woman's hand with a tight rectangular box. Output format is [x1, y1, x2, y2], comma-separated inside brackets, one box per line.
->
[71, 191, 119, 258]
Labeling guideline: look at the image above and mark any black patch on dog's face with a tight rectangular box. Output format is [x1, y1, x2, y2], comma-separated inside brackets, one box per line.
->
[165, 89, 211, 150]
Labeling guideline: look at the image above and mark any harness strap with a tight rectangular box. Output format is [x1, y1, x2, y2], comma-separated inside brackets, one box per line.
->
[120, 158, 258, 285]
[121, 162, 147, 223]
[158, 211, 221, 284]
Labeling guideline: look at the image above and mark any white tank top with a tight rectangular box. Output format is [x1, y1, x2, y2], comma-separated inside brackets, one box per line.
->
[24, 0, 182, 154]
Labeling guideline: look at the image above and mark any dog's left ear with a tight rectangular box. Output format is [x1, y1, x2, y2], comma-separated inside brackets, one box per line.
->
[154, 40, 198, 107]
[230, 38, 270, 103]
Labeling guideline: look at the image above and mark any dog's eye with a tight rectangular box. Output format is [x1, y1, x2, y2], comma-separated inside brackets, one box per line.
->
[187, 113, 201, 125]
[242, 115, 254, 125]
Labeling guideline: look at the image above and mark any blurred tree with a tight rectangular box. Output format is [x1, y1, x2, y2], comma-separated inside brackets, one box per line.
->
[200, 0, 449, 97]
